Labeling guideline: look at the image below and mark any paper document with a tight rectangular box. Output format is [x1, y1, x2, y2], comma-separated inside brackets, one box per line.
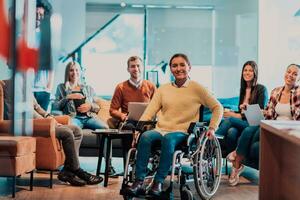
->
[244, 104, 264, 126]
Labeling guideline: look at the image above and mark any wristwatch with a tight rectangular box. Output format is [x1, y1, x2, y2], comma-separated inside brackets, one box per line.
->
[44, 113, 51, 118]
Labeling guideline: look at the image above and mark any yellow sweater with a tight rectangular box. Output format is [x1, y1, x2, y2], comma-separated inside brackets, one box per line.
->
[140, 80, 223, 135]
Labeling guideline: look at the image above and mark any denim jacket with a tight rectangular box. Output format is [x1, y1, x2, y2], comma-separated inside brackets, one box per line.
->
[264, 85, 300, 120]
[53, 83, 100, 118]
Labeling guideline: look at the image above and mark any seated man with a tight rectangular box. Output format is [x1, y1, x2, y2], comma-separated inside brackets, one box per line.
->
[109, 56, 156, 129]
[1, 79, 103, 186]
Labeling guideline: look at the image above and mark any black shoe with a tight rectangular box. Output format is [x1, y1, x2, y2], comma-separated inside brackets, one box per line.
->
[148, 182, 163, 196]
[57, 170, 86, 186]
[126, 180, 144, 196]
[73, 168, 103, 185]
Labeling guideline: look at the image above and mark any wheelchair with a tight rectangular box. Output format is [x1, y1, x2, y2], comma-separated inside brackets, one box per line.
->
[120, 121, 223, 200]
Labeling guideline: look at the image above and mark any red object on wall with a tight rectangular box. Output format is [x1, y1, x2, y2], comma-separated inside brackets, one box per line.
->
[0, 0, 10, 60]
[17, 39, 39, 72]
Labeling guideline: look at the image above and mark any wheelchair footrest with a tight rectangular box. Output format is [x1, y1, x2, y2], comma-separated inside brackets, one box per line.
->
[121, 184, 174, 200]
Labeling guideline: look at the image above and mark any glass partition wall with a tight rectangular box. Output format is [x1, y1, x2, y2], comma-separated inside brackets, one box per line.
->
[79, 1, 258, 98]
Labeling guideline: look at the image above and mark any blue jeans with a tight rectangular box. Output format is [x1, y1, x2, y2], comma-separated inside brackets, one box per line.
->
[72, 116, 108, 130]
[135, 130, 188, 183]
[236, 125, 260, 158]
[215, 117, 249, 153]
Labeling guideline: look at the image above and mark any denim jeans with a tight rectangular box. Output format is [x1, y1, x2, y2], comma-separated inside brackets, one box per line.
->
[215, 117, 249, 152]
[236, 125, 260, 158]
[135, 130, 188, 183]
[72, 116, 108, 130]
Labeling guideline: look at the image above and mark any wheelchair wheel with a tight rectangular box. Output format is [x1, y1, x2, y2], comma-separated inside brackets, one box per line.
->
[193, 135, 222, 200]
[180, 186, 194, 200]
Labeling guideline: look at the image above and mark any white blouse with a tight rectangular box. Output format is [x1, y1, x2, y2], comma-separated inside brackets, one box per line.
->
[275, 103, 292, 120]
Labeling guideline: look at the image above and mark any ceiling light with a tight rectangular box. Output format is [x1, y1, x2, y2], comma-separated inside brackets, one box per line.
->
[120, 2, 126, 8]
[175, 5, 214, 10]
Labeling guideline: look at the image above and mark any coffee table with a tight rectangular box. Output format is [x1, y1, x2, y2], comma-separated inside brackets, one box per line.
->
[92, 129, 133, 187]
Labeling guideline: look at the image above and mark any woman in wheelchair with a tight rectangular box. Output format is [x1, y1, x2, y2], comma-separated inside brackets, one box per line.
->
[126, 53, 223, 197]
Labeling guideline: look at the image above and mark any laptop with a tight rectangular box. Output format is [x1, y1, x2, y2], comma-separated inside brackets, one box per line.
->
[244, 104, 265, 126]
[127, 102, 149, 121]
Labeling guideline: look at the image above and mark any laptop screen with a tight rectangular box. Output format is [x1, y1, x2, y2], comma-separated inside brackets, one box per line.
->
[127, 102, 149, 121]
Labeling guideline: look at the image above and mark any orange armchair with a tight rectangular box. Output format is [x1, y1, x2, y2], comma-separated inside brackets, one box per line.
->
[32, 116, 69, 170]
[0, 83, 70, 188]
[32, 117, 66, 188]
[0, 83, 36, 197]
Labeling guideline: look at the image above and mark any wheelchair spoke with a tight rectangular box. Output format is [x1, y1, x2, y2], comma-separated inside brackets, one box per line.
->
[193, 136, 222, 199]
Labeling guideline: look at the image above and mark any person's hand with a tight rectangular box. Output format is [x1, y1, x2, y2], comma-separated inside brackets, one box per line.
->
[239, 103, 248, 111]
[77, 103, 91, 113]
[121, 113, 128, 122]
[46, 115, 62, 126]
[0, 80, 5, 87]
[223, 111, 240, 118]
[67, 93, 84, 100]
[205, 127, 215, 140]
[45, 87, 51, 93]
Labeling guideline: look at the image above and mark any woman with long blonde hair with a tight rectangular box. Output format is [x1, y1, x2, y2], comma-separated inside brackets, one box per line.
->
[53, 61, 108, 129]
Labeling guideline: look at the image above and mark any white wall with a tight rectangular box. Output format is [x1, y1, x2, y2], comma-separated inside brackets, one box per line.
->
[51, 0, 85, 54]
[259, 0, 300, 93]
[213, 0, 258, 98]
[50, 0, 86, 95]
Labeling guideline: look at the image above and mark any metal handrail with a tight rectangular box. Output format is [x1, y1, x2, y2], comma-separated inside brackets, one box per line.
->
[59, 13, 120, 62]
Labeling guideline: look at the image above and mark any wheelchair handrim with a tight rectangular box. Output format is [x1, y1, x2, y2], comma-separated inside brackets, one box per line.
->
[193, 136, 222, 199]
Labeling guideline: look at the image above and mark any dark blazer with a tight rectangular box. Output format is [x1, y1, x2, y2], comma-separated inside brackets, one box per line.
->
[238, 83, 268, 112]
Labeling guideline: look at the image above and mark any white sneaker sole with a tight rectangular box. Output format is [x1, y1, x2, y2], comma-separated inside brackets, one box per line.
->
[228, 165, 244, 186]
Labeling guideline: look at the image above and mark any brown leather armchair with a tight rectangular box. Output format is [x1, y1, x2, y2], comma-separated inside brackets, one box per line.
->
[0, 83, 36, 197]
[0, 83, 69, 188]
[32, 116, 68, 188]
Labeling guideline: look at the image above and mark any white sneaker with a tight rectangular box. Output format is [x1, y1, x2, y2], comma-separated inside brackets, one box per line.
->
[228, 165, 244, 186]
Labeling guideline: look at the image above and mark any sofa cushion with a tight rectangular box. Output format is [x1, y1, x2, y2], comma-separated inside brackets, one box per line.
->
[203, 97, 239, 123]
[95, 98, 111, 123]
[0, 136, 36, 157]
[81, 129, 98, 148]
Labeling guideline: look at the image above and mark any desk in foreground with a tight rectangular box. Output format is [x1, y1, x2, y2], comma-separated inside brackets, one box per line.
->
[260, 120, 300, 200]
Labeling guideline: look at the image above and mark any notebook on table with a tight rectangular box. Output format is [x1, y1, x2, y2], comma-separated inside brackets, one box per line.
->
[244, 104, 265, 126]
[93, 129, 132, 134]
[127, 102, 149, 121]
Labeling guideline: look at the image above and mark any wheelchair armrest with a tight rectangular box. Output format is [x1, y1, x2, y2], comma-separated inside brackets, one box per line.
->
[136, 120, 157, 132]
[186, 122, 207, 151]
[186, 134, 196, 147]
[215, 134, 224, 140]
[187, 122, 207, 137]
